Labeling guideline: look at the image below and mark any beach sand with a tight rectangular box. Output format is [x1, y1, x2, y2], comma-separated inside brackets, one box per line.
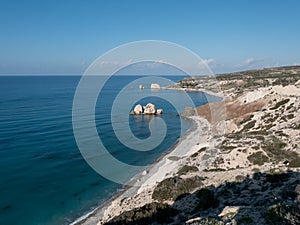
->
[72, 116, 213, 225]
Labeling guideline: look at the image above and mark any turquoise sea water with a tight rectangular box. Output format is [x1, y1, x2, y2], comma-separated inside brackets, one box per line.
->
[0, 76, 220, 225]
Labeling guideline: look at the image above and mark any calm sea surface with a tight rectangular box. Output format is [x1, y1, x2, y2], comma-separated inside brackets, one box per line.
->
[0, 76, 220, 225]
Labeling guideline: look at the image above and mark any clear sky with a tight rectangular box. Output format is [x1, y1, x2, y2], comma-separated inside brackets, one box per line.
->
[1, 0, 300, 75]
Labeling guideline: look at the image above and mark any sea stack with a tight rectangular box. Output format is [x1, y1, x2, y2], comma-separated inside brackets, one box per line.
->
[130, 103, 163, 115]
[133, 104, 143, 115]
[150, 83, 160, 89]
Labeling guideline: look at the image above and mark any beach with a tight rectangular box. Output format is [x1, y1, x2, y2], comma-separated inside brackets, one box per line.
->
[72, 116, 212, 225]
[74, 67, 300, 224]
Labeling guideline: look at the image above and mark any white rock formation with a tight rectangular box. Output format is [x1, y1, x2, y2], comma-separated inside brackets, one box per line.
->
[130, 103, 163, 115]
[133, 104, 143, 115]
[150, 83, 160, 89]
[143, 103, 156, 115]
[156, 109, 163, 114]
[219, 206, 239, 217]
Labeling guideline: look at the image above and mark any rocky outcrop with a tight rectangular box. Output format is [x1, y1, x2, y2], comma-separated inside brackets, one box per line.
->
[150, 83, 160, 89]
[143, 103, 156, 115]
[156, 109, 163, 115]
[133, 104, 143, 115]
[130, 103, 163, 115]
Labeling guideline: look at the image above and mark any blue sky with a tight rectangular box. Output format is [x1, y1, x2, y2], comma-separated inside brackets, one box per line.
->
[0, 0, 300, 75]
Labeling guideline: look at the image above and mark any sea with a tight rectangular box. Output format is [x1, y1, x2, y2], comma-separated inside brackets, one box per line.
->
[0, 76, 221, 225]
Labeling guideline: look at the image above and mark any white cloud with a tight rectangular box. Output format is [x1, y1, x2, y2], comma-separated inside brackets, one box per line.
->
[197, 58, 217, 69]
[235, 57, 265, 68]
[203, 58, 216, 65]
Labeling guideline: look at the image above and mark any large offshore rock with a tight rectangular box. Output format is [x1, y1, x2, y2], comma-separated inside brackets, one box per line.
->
[133, 104, 143, 115]
[143, 103, 156, 115]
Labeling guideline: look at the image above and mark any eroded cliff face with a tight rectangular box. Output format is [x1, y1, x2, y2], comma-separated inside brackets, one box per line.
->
[96, 66, 300, 225]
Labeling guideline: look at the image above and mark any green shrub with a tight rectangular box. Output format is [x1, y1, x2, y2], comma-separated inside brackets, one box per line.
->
[193, 188, 218, 211]
[152, 176, 203, 201]
[177, 165, 199, 176]
[104, 202, 178, 225]
[247, 151, 269, 165]
[265, 203, 300, 225]
[241, 120, 256, 132]
[270, 99, 290, 110]
[289, 157, 300, 168]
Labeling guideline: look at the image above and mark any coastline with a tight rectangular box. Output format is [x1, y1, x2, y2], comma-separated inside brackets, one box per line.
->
[72, 69, 300, 224]
[71, 115, 209, 225]
[161, 86, 225, 98]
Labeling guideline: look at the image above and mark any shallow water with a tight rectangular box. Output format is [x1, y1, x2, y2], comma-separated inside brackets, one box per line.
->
[0, 75, 220, 225]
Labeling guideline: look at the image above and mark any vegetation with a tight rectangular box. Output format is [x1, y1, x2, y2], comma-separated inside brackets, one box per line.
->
[270, 99, 290, 110]
[152, 176, 203, 201]
[177, 165, 199, 176]
[193, 188, 219, 211]
[241, 120, 256, 132]
[191, 147, 207, 158]
[247, 151, 269, 165]
[266, 203, 300, 225]
[239, 114, 254, 125]
[104, 202, 178, 225]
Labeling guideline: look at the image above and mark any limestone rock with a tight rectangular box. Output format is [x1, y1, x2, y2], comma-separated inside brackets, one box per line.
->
[150, 83, 160, 89]
[156, 109, 163, 114]
[143, 103, 156, 115]
[133, 104, 143, 115]
[218, 206, 239, 217]
[130, 103, 163, 115]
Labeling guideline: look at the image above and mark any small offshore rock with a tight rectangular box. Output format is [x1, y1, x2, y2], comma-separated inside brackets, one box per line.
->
[156, 109, 163, 114]
[150, 83, 160, 89]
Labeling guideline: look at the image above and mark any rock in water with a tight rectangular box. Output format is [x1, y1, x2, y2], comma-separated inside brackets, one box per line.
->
[156, 109, 163, 114]
[143, 103, 156, 115]
[150, 83, 160, 89]
[133, 104, 143, 115]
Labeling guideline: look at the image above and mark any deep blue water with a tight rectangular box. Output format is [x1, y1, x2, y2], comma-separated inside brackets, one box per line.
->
[0, 76, 220, 225]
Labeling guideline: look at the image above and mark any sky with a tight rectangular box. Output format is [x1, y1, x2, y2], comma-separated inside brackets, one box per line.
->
[0, 0, 300, 75]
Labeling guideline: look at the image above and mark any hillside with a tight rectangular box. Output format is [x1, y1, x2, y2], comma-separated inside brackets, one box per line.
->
[87, 66, 300, 225]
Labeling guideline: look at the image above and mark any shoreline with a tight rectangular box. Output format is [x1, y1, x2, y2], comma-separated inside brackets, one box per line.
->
[70, 117, 202, 225]
[161, 86, 225, 98]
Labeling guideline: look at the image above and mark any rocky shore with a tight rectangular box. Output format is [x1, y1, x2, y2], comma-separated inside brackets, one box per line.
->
[77, 66, 300, 225]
